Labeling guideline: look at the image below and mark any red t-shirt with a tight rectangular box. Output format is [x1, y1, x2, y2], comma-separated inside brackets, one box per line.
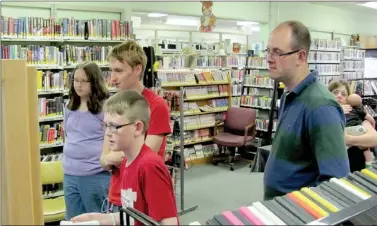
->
[108, 88, 171, 205]
[120, 145, 178, 226]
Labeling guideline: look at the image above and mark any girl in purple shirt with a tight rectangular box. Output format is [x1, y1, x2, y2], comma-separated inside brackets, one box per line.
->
[63, 62, 110, 220]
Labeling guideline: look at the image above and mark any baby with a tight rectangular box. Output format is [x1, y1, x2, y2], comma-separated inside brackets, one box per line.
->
[345, 94, 375, 168]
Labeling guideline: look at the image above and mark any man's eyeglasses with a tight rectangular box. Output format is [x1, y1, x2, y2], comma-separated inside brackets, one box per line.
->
[263, 48, 301, 59]
[103, 122, 134, 133]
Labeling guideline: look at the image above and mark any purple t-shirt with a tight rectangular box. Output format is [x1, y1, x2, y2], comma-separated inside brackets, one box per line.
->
[63, 107, 105, 176]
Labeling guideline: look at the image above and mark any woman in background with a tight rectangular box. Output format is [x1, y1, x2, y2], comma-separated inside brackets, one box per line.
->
[63, 62, 110, 219]
[328, 79, 377, 172]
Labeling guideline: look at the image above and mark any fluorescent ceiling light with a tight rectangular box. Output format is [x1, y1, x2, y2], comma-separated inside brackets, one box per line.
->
[237, 21, 259, 26]
[148, 13, 168, 17]
[358, 2, 377, 9]
[165, 18, 199, 26]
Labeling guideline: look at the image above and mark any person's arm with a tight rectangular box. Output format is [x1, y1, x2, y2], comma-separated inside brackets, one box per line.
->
[365, 113, 375, 128]
[345, 120, 377, 148]
[141, 163, 179, 225]
[100, 134, 125, 171]
[146, 102, 172, 153]
[307, 104, 350, 182]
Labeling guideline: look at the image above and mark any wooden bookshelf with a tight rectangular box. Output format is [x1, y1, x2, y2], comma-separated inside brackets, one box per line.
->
[1, 59, 44, 224]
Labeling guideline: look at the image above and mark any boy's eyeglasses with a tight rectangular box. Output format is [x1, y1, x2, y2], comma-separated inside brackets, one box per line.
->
[103, 122, 134, 133]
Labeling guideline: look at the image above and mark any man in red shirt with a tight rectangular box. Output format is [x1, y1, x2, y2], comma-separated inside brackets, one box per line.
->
[72, 90, 178, 225]
[99, 41, 172, 211]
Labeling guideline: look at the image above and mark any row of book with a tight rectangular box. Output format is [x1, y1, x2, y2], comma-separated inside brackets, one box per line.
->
[158, 54, 248, 69]
[183, 114, 216, 130]
[363, 80, 377, 96]
[168, 127, 213, 147]
[317, 75, 341, 86]
[232, 84, 243, 96]
[162, 90, 229, 114]
[240, 95, 272, 109]
[37, 70, 113, 92]
[196, 55, 224, 68]
[39, 97, 64, 117]
[1, 44, 114, 66]
[343, 71, 364, 80]
[247, 57, 268, 69]
[225, 55, 247, 67]
[308, 51, 341, 63]
[182, 144, 219, 161]
[243, 74, 274, 88]
[310, 39, 342, 51]
[342, 60, 364, 71]
[229, 69, 245, 83]
[255, 118, 277, 132]
[160, 55, 185, 69]
[1, 16, 133, 40]
[40, 122, 64, 145]
[309, 64, 341, 75]
[157, 69, 229, 85]
[185, 85, 229, 99]
[232, 96, 241, 107]
[342, 49, 366, 60]
[243, 87, 272, 97]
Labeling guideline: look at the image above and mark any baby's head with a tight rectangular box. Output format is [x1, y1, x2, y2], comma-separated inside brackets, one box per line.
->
[347, 93, 362, 107]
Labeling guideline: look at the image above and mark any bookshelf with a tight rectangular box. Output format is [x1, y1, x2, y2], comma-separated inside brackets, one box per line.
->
[239, 56, 278, 146]
[0, 15, 129, 154]
[309, 38, 342, 86]
[159, 68, 231, 164]
[1, 59, 44, 225]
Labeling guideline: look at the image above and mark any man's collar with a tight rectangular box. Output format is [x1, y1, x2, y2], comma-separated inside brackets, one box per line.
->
[289, 70, 318, 96]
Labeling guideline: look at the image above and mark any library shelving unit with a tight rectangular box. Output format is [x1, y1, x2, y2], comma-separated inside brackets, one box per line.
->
[0, 15, 132, 155]
[309, 38, 342, 86]
[240, 56, 278, 146]
[159, 68, 231, 165]
[0, 13, 132, 222]
[341, 46, 366, 95]
[2, 59, 44, 225]
[158, 68, 231, 215]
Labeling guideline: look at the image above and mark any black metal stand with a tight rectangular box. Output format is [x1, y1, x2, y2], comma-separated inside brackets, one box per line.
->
[266, 81, 279, 145]
[119, 207, 161, 226]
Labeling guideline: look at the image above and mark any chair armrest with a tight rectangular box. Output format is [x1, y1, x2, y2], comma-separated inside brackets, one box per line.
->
[214, 120, 224, 136]
[244, 122, 256, 144]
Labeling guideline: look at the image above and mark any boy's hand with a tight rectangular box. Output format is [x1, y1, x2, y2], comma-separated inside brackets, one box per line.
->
[105, 151, 125, 166]
[71, 213, 114, 225]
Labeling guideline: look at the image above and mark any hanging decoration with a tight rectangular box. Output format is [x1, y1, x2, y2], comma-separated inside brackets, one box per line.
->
[199, 1, 216, 32]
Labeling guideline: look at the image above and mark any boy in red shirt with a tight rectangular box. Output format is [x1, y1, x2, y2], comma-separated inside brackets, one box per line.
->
[100, 41, 171, 211]
[72, 90, 178, 225]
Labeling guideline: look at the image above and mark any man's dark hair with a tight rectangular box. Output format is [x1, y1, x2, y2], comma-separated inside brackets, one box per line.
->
[283, 20, 311, 58]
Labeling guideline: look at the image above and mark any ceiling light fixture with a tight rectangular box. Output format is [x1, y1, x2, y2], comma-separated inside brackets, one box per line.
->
[148, 13, 168, 17]
[236, 21, 259, 26]
[165, 18, 200, 26]
[358, 2, 377, 10]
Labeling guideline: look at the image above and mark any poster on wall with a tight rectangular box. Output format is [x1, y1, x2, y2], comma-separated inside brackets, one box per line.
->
[200, 1, 216, 32]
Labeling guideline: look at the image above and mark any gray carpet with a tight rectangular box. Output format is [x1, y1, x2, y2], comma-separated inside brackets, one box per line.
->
[176, 162, 265, 225]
